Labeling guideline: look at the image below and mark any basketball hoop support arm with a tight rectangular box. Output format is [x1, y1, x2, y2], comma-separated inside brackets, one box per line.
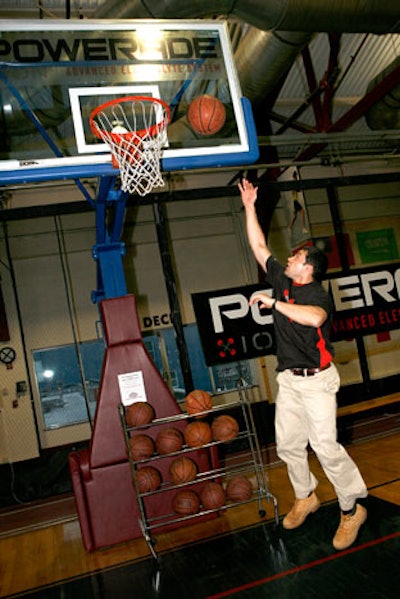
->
[91, 176, 129, 304]
[0, 70, 95, 206]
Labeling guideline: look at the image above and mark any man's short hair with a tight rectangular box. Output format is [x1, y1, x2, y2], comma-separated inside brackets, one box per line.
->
[304, 246, 328, 281]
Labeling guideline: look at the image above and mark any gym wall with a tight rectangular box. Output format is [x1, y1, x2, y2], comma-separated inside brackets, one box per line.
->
[0, 162, 399, 464]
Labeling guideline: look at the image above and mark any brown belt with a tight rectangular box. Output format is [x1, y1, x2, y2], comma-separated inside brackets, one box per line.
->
[290, 363, 331, 377]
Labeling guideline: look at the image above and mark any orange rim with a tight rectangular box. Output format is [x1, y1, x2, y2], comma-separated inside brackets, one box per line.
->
[89, 95, 170, 140]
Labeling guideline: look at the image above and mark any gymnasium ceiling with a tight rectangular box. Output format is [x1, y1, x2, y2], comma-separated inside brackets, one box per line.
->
[1, 0, 400, 189]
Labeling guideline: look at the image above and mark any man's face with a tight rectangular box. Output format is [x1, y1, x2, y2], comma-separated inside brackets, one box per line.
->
[284, 249, 310, 280]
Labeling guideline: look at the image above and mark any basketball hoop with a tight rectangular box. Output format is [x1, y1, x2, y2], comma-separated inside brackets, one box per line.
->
[90, 96, 170, 196]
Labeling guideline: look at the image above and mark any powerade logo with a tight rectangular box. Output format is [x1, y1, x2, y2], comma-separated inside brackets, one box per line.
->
[192, 284, 276, 366]
[324, 263, 400, 339]
[209, 291, 274, 332]
[325, 266, 400, 310]
[0, 35, 220, 63]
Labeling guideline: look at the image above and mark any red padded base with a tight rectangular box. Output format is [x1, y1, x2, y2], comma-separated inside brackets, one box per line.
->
[69, 295, 218, 551]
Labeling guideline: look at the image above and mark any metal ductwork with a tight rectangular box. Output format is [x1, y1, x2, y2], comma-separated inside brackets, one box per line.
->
[365, 57, 400, 130]
[95, 0, 400, 35]
[94, 0, 400, 128]
[234, 29, 313, 105]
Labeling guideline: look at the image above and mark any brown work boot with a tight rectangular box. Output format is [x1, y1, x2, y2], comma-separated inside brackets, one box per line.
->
[333, 504, 367, 550]
[282, 492, 320, 529]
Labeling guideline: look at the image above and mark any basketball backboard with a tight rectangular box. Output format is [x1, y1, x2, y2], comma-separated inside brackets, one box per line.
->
[0, 19, 258, 185]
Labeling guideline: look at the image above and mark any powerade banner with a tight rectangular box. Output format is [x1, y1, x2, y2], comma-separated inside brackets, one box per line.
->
[192, 262, 400, 366]
[325, 261, 400, 341]
[192, 283, 276, 366]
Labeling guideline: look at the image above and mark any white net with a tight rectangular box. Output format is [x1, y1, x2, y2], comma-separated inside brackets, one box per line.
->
[90, 97, 170, 196]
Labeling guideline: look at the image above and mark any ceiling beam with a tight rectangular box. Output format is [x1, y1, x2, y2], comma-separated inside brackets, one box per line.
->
[294, 61, 400, 162]
[1, 170, 399, 221]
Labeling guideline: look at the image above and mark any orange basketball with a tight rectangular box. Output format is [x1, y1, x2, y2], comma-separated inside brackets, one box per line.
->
[184, 421, 212, 448]
[169, 456, 198, 485]
[129, 434, 155, 461]
[211, 414, 239, 442]
[200, 482, 226, 510]
[125, 402, 155, 427]
[226, 477, 254, 502]
[184, 389, 213, 417]
[136, 466, 162, 493]
[172, 489, 200, 515]
[187, 95, 226, 136]
[155, 427, 184, 455]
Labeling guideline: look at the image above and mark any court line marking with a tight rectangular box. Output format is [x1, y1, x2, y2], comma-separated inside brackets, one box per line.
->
[206, 530, 400, 598]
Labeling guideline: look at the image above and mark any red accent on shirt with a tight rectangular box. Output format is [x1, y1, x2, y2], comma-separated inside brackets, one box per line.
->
[283, 288, 295, 321]
[317, 327, 333, 367]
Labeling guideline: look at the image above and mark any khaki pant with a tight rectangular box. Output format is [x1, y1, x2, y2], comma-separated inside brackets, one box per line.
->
[275, 364, 368, 511]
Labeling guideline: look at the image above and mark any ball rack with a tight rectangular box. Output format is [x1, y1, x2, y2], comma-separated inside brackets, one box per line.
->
[119, 379, 279, 564]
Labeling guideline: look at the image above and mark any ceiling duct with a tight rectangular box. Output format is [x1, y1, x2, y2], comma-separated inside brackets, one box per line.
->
[234, 29, 313, 105]
[95, 0, 400, 35]
[365, 57, 400, 130]
[94, 0, 400, 130]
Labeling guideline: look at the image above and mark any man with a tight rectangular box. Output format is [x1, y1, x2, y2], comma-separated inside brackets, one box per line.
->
[238, 178, 368, 550]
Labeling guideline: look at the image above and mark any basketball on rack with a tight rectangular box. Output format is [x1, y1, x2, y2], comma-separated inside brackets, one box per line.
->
[226, 476, 254, 502]
[172, 489, 201, 515]
[184, 389, 213, 417]
[211, 414, 239, 442]
[125, 402, 155, 427]
[184, 421, 213, 447]
[169, 456, 198, 484]
[187, 94, 226, 136]
[129, 434, 155, 461]
[155, 427, 184, 455]
[136, 466, 162, 493]
[200, 482, 226, 510]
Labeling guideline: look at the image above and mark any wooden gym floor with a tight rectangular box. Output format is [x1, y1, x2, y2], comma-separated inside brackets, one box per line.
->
[0, 430, 399, 598]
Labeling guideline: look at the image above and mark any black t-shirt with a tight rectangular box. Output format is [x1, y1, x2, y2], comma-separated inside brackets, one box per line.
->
[265, 256, 334, 371]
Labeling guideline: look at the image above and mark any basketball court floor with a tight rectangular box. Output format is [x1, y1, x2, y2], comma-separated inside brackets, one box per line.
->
[2, 496, 399, 598]
[1, 432, 399, 599]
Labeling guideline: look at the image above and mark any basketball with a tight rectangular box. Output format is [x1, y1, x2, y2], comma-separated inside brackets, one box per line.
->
[129, 434, 155, 461]
[184, 421, 213, 447]
[169, 456, 198, 484]
[184, 389, 213, 417]
[200, 482, 226, 510]
[136, 466, 162, 493]
[187, 95, 226, 136]
[125, 402, 155, 427]
[211, 414, 239, 442]
[172, 489, 201, 515]
[226, 477, 254, 502]
[111, 123, 129, 134]
[155, 427, 184, 455]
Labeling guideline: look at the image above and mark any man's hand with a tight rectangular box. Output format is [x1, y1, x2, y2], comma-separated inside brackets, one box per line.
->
[249, 292, 274, 310]
[238, 178, 258, 208]
[251, 292, 328, 327]
[238, 178, 270, 270]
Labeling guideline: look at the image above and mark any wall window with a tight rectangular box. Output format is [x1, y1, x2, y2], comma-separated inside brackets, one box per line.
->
[33, 340, 105, 430]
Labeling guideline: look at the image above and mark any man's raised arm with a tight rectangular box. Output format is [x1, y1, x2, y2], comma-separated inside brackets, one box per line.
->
[238, 178, 271, 271]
